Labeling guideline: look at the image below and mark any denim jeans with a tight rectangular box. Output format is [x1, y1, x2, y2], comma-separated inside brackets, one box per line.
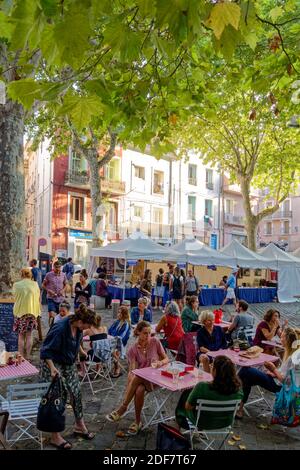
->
[238, 367, 282, 403]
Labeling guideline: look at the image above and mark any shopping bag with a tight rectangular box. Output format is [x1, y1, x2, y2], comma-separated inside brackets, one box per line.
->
[156, 423, 190, 450]
[271, 369, 300, 427]
[37, 375, 66, 432]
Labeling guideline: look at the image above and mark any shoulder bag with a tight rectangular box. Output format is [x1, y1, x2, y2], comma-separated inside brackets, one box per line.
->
[37, 375, 66, 432]
[156, 422, 190, 450]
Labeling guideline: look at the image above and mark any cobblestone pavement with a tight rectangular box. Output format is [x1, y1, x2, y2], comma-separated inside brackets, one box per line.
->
[2, 301, 300, 451]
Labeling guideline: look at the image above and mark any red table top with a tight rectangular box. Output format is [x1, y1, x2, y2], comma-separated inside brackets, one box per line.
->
[207, 349, 278, 367]
[133, 364, 212, 392]
[0, 360, 39, 381]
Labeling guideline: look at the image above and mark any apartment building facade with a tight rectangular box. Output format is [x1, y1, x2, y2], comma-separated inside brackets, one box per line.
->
[258, 192, 300, 252]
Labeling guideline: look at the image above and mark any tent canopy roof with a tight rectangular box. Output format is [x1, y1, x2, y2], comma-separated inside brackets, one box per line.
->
[260, 243, 300, 267]
[220, 239, 276, 269]
[90, 231, 179, 261]
[173, 239, 235, 267]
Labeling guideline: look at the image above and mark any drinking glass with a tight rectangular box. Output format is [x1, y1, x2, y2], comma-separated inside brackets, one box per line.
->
[172, 368, 180, 385]
[151, 359, 158, 368]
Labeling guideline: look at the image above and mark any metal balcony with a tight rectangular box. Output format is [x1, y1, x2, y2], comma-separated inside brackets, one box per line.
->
[224, 213, 244, 225]
[69, 219, 85, 229]
[188, 177, 197, 186]
[65, 170, 89, 187]
[101, 179, 126, 194]
[264, 211, 292, 219]
[206, 182, 214, 190]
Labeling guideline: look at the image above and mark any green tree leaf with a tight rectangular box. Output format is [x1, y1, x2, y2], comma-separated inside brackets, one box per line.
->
[58, 95, 104, 131]
[206, 3, 241, 39]
[269, 6, 284, 22]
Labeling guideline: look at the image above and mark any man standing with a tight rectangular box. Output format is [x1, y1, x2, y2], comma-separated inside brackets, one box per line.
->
[62, 257, 74, 298]
[221, 268, 239, 309]
[42, 261, 67, 326]
[185, 269, 200, 297]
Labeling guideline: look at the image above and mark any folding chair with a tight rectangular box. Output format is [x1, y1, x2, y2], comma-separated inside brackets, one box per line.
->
[0, 411, 9, 450]
[176, 332, 198, 366]
[0, 383, 50, 449]
[187, 398, 241, 450]
[80, 337, 114, 394]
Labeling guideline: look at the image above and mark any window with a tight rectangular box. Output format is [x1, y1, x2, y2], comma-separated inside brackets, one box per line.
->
[283, 221, 289, 234]
[106, 158, 120, 181]
[188, 164, 197, 186]
[188, 196, 196, 221]
[206, 169, 213, 190]
[70, 196, 84, 221]
[283, 200, 290, 216]
[134, 166, 145, 179]
[71, 151, 86, 173]
[153, 208, 163, 224]
[134, 206, 143, 219]
[266, 222, 272, 235]
[153, 171, 164, 194]
[205, 199, 213, 218]
[225, 199, 234, 214]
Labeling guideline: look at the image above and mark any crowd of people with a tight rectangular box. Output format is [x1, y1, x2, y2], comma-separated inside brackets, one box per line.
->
[9, 259, 300, 449]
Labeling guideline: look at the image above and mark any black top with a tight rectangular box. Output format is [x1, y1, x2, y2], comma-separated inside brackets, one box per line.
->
[74, 282, 92, 305]
[90, 333, 107, 341]
[40, 317, 82, 365]
[196, 325, 227, 352]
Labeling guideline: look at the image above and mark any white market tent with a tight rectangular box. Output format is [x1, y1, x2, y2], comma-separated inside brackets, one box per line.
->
[220, 239, 276, 269]
[90, 231, 180, 299]
[90, 231, 179, 261]
[293, 247, 300, 257]
[260, 243, 300, 303]
[173, 238, 236, 267]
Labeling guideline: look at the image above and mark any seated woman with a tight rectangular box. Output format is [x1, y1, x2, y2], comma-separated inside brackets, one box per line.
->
[79, 314, 107, 374]
[74, 269, 92, 311]
[253, 309, 288, 354]
[96, 273, 112, 308]
[155, 301, 184, 351]
[106, 321, 168, 435]
[197, 310, 228, 373]
[181, 296, 200, 333]
[237, 326, 300, 419]
[108, 306, 131, 377]
[176, 356, 243, 430]
[131, 297, 152, 325]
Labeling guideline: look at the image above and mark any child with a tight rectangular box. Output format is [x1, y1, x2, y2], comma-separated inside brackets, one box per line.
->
[53, 301, 72, 324]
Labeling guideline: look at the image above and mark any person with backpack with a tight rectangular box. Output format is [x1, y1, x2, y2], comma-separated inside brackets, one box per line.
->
[62, 257, 74, 299]
[169, 266, 184, 311]
[185, 269, 199, 297]
[30, 259, 42, 288]
[154, 268, 165, 310]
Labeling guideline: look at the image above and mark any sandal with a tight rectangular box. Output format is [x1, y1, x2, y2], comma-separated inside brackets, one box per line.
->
[73, 430, 95, 440]
[106, 410, 122, 422]
[127, 421, 142, 435]
[49, 440, 72, 450]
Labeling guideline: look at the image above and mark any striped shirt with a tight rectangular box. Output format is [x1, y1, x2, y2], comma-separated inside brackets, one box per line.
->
[43, 271, 67, 303]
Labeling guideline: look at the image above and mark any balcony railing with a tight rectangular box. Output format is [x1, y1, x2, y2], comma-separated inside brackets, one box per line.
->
[206, 182, 214, 190]
[65, 170, 89, 186]
[101, 179, 126, 194]
[188, 177, 197, 186]
[265, 211, 292, 219]
[153, 184, 164, 195]
[69, 219, 85, 229]
[224, 213, 244, 225]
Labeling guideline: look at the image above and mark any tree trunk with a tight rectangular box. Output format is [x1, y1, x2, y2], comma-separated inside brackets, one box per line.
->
[239, 176, 258, 251]
[88, 156, 103, 248]
[0, 99, 25, 294]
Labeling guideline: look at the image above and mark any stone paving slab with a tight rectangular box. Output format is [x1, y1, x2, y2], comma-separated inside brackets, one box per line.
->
[2, 301, 300, 450]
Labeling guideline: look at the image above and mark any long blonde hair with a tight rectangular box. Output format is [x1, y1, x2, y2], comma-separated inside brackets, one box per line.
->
[283, 327, 300, 362]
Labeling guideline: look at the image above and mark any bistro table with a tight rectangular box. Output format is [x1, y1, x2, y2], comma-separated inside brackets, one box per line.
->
[207, 349, 278, 368]
[262, 339, 284, 351]
[132, 363, 212, 429]
[0, 360, 39, 382]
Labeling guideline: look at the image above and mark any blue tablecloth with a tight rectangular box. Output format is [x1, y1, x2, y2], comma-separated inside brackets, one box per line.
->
[89, 280, 277, 306]
[237, 287, 277, 304]
[199, 287, 277, 306]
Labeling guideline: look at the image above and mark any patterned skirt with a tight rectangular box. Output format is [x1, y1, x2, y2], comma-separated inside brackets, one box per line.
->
[13, 314, 38, 334]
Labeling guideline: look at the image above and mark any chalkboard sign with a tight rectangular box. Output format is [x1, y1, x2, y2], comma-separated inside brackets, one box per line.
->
[0, 300, 18, 352]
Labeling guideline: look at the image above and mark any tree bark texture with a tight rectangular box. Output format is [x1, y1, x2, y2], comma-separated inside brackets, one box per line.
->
[88, 155, 103, 248]
[240, 176, 258, 251]
[0, 99, 25, 294]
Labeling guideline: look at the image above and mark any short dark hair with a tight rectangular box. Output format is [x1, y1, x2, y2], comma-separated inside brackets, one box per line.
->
[264, 309, 280, 323]
[159, 268, 164, 274]
[98, 272, 106, 279]
[238, 300, 248, 312]
[67, 257, 72, 262]
[53, 261, 61, 268]
[59, 301, 71, 311]
[31, 259, 37, 266]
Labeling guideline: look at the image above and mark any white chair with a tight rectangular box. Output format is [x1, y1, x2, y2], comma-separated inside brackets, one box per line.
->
[80, 337, 115, 394]
[0, 383, 50, 449]
[187, 398, 241, 450]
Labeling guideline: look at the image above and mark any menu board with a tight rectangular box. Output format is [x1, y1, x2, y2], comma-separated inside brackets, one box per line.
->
[0, 299, 18, 352]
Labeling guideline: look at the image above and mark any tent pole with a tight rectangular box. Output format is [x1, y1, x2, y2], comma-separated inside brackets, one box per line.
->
[123, 257, 127, 302]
